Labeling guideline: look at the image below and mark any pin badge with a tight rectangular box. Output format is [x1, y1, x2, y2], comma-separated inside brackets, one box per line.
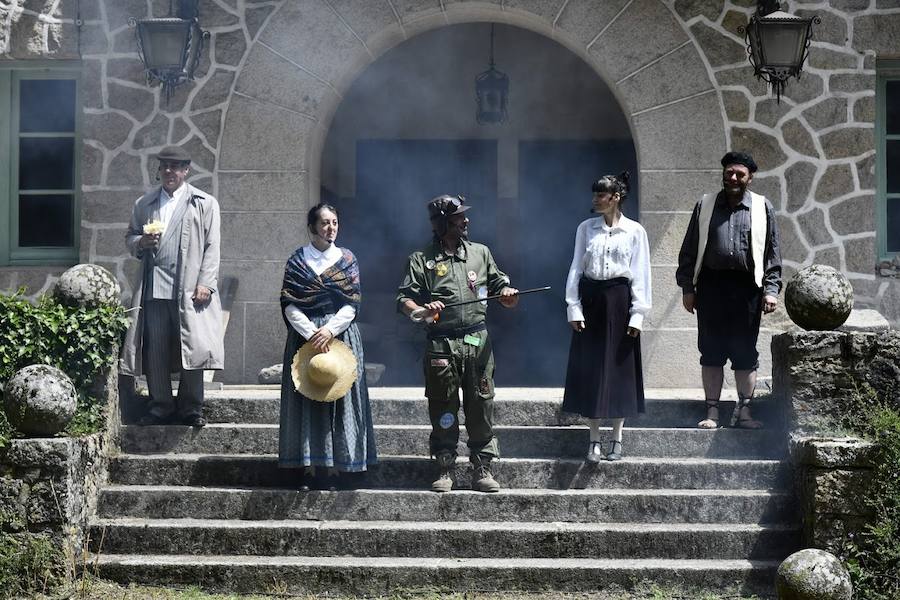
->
[425, 259, 436, 270]
[439, 412, 455, 429]
[435, 263, 449, 277]
[467, 270, 477, 282]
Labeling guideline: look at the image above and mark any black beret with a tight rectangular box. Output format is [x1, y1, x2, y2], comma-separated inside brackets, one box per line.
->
[721, 151, 757, 173]
[155, 145, 191, 163]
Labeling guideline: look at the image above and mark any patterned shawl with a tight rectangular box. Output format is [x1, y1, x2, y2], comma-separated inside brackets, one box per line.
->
[280, 246, 361, 326]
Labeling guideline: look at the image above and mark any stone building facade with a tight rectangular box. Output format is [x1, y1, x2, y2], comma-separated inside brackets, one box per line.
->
[0, 0, 898, 386]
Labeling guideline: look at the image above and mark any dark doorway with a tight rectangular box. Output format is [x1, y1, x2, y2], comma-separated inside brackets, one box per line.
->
[505, 140, 638, 386]
[335, 139, 498, 386]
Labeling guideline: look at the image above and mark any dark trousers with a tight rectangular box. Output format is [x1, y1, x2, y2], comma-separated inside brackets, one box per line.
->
[143, 299, 204, 419]
[696, 269, 762, 370]
[423, 328, 498, 461]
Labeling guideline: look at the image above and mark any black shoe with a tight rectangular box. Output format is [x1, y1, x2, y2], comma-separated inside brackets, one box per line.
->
[137, 413, 169, 426]
[311, 473, 338, 491]
[182, 414, 207, 428]
[606, 440, 623, 461]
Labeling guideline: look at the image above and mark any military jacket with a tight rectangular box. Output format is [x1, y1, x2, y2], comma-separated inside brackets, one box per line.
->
[397, 239, 510, 332]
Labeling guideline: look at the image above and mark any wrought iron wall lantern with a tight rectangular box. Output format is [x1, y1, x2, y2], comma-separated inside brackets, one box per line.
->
[130, 0, 210, 104]
[739, 0, 819, 103]
[475, 23, 509, 124]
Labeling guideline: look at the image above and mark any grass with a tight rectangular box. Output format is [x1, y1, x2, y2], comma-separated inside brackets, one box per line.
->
[26, 579, 767, 600]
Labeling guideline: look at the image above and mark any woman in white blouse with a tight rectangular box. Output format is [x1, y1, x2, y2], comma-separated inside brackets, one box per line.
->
[561, 172, 651, 462]
[278, 203, 377, 489]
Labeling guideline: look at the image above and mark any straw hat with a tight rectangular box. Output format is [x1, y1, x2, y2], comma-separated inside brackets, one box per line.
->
[291, 339, 358, 402]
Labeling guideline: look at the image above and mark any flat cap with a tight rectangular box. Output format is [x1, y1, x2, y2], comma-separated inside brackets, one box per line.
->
[721, 151, 757, 173]
[155, 145, 191, 163]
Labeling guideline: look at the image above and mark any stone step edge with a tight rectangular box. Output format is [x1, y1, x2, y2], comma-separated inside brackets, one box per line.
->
[121, 424, 779, 432]
[99, 484, 790, 496]
[205, 388, 746, 401]
[91, 554, 781, 569]
[112, 453, 787, 465]
[91, 517, 800, 532]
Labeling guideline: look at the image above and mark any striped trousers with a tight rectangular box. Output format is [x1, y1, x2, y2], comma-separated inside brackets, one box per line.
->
[143, 299, 204, 419]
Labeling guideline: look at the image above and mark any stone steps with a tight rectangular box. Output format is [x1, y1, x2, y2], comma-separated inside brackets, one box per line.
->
[91, 554, 782, 596]
[108, 454, 790, 490]
[119, 424, 786, 459]
[89, 518, 799, 560]
[198, 387, 775, 428]
[97, 485, 797, 524]
[94, 387, 796, 596]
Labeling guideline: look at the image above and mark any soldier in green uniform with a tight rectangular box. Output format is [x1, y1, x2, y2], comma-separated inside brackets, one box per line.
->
[397, 195, 519, 493]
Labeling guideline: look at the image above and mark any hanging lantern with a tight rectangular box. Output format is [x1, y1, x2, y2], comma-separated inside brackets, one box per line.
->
[742, 0, 818, 103]
[476, 24, 509, 124]
[130, 0, 210, 105]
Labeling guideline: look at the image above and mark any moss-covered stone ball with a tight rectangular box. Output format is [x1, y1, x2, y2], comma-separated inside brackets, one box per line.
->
[54, 263, 121, 308]
[785, 265, 853, 331]
[4, 364, 77, 436]
[776, 548, 852, 600]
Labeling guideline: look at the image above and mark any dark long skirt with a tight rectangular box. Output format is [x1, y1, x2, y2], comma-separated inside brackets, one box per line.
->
[562, 277, 645, 419]
[278, 315, 378, 472]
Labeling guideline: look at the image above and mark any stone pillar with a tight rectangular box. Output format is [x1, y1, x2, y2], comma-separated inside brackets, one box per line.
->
[790, 438, 876, 552]
[772, 322, 898, 550]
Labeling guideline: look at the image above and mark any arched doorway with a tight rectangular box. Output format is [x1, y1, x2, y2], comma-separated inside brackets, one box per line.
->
[320, 23, 637, 386]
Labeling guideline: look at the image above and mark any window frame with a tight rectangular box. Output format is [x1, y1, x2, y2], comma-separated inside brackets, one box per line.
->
[0, 61, 82, 267]
[876, 58, 900, 260]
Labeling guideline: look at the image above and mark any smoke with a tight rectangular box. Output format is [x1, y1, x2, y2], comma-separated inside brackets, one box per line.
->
[321, 23, 637, 386]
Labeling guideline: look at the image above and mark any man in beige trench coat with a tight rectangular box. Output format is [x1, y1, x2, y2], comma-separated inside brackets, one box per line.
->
[120, 145, 224, 427]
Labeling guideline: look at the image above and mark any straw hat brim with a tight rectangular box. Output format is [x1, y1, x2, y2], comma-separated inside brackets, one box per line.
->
[291, 339, 358, 402]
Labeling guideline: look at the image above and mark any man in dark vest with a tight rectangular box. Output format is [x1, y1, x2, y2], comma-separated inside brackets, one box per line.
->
[397, 195, 518, 493]
[121, 146, 224, 427]
[675, 151, 782, 430]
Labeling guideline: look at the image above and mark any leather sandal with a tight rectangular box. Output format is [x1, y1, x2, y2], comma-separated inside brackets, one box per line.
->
[697, 398, 719, 429]
[735, 397, 763, 429]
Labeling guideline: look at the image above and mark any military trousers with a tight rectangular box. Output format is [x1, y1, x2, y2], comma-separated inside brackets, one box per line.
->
[423, 327, 498, 460]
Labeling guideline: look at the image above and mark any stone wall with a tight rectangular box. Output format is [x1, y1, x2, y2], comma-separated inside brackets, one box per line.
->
[1, 0, 899, 384]
[772, 329, 899, 552]
[0, 434, 108, 576]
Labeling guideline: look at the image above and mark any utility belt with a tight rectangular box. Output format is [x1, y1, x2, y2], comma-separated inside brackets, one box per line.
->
[426, 322, 486, 341]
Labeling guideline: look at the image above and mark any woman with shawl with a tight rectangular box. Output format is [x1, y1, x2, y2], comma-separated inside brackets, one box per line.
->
[278, 202, 377, 489]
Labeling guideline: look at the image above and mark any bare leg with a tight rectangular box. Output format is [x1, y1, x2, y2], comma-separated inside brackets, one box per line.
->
[588, 418, 603, 443]
[698, 366, 725, 429]
[702, 366, 725, 401]
[734, 369, 762, 428]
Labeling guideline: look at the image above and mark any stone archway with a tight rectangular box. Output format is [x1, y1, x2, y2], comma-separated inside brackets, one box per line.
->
[217, 1, 727, 386]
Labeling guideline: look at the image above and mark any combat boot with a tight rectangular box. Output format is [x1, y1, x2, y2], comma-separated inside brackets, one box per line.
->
[431, 452, 455, 493]
[471, 455, 500, 493]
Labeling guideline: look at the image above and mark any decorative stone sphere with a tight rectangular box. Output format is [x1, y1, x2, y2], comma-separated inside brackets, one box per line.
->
[776, 549, 852, 600]
[53, 263, 121, 308]
[785, 265, 853, 331]
[3, 365, 77, 436]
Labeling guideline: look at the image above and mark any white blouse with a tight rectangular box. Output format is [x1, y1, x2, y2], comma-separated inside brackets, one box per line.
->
[283, 243, 357, 339]
[565, 215, 652, 330]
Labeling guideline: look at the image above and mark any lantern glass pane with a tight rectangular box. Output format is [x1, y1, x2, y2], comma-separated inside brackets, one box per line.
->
[887, 80, 900, 135]
[138, 21, 191, 70]
[757, 21, 807, 67]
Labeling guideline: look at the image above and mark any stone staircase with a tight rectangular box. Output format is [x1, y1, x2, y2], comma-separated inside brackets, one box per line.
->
[89, 388, 799, 597]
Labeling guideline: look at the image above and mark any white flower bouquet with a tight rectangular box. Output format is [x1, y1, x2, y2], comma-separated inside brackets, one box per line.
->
[143, 220, 165, 235]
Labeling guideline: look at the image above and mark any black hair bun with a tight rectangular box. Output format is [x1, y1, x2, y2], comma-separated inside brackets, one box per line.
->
[618, 171, 631, 191]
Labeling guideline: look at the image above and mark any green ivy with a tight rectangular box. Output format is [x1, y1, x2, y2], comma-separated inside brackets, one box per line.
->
[840, 383, 900, 600]
[0, 290, 129, 446]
